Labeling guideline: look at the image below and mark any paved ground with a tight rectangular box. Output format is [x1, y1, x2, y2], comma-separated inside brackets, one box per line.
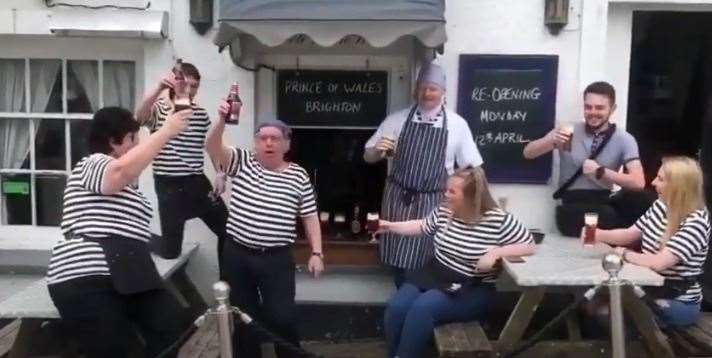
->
[264, 340, 387, 358]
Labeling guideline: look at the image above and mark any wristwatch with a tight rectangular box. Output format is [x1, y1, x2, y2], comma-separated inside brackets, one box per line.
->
[595, 166, 606, 180]
[312, 252, 324, 259]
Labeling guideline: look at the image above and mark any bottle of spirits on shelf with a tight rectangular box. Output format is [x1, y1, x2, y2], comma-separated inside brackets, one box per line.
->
[350, 205, 362, 235]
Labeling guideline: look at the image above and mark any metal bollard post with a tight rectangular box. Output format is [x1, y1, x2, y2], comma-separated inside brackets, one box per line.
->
[213, 281, 234, 358]
[602, 254, 626, 358]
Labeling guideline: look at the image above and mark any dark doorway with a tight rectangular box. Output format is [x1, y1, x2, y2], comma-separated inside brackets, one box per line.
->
[628, 11, 712, 307]
[627, 11, 712, 187]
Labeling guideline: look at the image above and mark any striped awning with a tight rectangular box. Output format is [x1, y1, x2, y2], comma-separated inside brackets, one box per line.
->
[213, 0, 446, 51]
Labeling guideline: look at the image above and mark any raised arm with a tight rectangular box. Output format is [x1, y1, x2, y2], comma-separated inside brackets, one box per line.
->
[523, 128, 569, 159]
[102, 109, 191, 194]
[135, 72, 174, 125]
[364, 146, 386, 163]
[363, 114, 399, 163]
[205, 99, 234, 171]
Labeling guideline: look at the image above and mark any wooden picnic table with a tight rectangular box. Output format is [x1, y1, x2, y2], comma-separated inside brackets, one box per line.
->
[0, 242, 202, 358]
[497, 233, 673, 358]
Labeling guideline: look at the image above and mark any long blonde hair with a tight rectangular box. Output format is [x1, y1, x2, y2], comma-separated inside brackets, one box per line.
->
[658, 156, 704, 247]
[449, 167, 498, 223]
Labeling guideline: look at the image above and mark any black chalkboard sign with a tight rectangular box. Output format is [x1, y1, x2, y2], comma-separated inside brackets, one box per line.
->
[457, 55, 558, 184]
[277, 70, 388, 127]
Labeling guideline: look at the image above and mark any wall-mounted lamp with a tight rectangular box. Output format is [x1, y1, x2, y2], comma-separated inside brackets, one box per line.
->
[190, 0, 213, 35]
[545, 0, 569, 35]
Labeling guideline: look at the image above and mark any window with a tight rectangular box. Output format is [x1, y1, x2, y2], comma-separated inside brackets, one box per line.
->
[0, 58, 135, 226]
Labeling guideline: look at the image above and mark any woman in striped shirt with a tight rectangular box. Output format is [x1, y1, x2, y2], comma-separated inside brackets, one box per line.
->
[380, 167, 535, 358]
[593, 156, 710, 327]
[47, 106, 191, 358]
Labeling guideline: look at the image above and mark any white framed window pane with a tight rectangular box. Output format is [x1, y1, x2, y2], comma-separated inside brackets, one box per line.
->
[70, 119, 92, 167]
[0, 59, 26, 113]
[36, 175, 66, 226]
[68, 60, 98, 113]
[1, 174, 31, 225]
[103, 61, 136, 110]
[30, 59, 62, 113]
[0, 118, 31, 170]
[35, 118, 66, 171]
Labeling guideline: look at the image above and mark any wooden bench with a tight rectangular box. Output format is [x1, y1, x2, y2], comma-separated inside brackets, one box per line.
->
[434, 321, 493, 358]
[0, 320, 20, 357]
[178, 314, 219, 358]
[0, 242, 201, 358]
[668, 312, 712, 357]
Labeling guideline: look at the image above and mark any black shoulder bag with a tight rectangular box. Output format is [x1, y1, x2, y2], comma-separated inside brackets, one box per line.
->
[552, 124, 617, 200]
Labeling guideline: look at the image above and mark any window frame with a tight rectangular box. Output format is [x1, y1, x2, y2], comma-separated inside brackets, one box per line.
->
[0, 57, 136, 226]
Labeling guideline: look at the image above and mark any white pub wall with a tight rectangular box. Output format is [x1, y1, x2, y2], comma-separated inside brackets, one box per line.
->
[4, 0, 696, 299]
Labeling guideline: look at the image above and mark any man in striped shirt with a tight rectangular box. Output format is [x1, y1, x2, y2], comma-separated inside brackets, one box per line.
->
[134, 62, 229, 272]
[206, 107, 324, 357]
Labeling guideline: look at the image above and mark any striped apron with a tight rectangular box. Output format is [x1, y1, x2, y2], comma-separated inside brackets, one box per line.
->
[380, 105, 449, 269]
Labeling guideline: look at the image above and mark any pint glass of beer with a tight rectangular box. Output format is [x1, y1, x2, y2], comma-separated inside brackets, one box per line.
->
[561, 124, 574, 152]
[583, 212, 598, 246]
[172, 60, 192, 111]
[366, 212, 380, 243]
[382, 135, 396, 158]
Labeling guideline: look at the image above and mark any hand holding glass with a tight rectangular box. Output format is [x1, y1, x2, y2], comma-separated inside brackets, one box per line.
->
[366, 213, 380, 243]
[560, 124, 574, 151]
[379, 136, 396, 158]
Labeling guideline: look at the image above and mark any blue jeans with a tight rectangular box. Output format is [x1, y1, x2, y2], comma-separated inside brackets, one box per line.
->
[651, 299, 701, 327]
[384, 282, 495, 358]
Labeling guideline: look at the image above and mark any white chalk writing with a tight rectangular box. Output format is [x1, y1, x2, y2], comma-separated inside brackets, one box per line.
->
[475, 132, 531, 146]
[305, 101, 362, 113]
[480, 110, 528, 123]
[471, 87, 541, 102]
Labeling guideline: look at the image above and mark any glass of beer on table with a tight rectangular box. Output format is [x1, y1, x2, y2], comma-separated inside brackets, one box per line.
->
[583, 212, 598, 246]
[366, 212, 380, 243]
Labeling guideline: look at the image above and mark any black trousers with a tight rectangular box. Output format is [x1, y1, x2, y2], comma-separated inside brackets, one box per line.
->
[48, 277, 187, 358]
[222, 238, 300, 358]
[153, 174, 228, 272]
[556, 189, 655, 237]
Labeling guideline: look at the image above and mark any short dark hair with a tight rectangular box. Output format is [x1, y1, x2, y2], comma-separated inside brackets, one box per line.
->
[584, 81, 616, 105]
[255, 119, 292, 140]
[180, 62, 201, 81]
[89, 107, 140, 154]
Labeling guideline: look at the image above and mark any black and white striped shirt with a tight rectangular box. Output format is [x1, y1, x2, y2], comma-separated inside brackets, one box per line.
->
[423, 207, 532, 282]
[225, 148, 317, 248]
[635, 200, 710, 303]
[146, 98, 210, 176]
[48, 154, 153, 285]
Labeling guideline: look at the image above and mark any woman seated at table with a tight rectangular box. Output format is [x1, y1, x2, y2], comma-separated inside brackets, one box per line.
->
[379, 167, 535, 358]
[46, 106, 192, 358]
[591, 156, 710, 327]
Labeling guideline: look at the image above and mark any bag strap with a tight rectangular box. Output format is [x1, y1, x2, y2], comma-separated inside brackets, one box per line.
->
[552, 124, 617, 200]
